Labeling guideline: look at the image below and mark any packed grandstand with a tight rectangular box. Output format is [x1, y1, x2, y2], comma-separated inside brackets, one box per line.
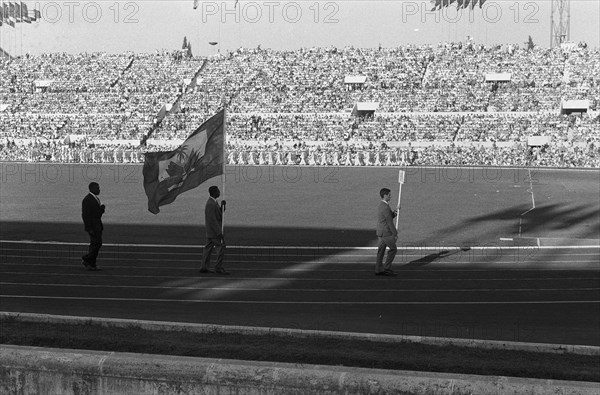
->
[1, 41, 599, 167]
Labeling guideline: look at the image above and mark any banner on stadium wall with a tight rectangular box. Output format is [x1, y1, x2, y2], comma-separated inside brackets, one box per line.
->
[344, 76, 367, 84]
[528, 136, 550, 147]
[561, 99, 589, 114]
[345, 76, 367, 91]
[352, 102, 379, 117]
[34, 79, 53, 92]
[485, 73, 511, 82]
[146, 139, 185, 147]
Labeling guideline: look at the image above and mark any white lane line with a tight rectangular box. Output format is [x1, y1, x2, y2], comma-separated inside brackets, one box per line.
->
[2, 282, 598, 293]
[2, 240, 599, 250]
[0, 271, 597, 281]
[1, 295, 598, 305]
[2, 249, 599, 257]
[2, 257, 599, 265]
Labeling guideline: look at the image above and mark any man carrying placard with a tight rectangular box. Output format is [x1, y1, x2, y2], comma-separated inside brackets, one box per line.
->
[375, 187, 399, 276]
[375, 171, 405, 277]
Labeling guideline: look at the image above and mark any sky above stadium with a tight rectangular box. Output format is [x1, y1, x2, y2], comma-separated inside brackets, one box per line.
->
[1, 0, 598, 56]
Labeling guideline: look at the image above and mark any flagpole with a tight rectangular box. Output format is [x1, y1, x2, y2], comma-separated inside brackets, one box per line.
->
[395, 183, 402, 231]
[221, 104, 227, 236]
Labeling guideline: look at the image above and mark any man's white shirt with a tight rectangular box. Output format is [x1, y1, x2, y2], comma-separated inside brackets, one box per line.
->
[89, 192, 101, 206]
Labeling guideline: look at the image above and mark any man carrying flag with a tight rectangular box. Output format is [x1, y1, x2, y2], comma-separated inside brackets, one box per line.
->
[143, 109, 225, 214]
[200, 185, 229, 275]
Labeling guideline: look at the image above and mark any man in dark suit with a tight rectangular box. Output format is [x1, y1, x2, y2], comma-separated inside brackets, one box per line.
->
[375, 187, 399, 276]
[82, 182, 105, 271]
[200, 186, 229, 275]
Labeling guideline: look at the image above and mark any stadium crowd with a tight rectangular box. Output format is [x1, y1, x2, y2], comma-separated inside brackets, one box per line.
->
[3, 137, 597, 168]
[1, 42, 599, 168]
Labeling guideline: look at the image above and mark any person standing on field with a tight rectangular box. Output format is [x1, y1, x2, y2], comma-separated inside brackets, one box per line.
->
[375, 187, 398, 276]
[200, 186, 229, 275]
[82, 182, 105, 271]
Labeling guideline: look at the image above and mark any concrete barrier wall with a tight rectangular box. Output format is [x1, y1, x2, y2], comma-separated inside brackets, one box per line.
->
[2, 345, 599, 395]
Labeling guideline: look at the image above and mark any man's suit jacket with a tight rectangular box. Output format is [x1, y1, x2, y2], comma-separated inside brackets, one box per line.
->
[376, 201, 398, 237]
[82, 193, 104, 233]
[205, 198, 223, 239]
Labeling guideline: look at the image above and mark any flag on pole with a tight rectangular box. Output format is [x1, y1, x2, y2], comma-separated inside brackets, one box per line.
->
[143, 109, 225, 214]
[20, 2, 30, 23]
[14, 2, 21, 22]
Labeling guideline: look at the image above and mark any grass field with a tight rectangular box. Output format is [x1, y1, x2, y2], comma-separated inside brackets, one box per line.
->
[2, 163, 598, 246]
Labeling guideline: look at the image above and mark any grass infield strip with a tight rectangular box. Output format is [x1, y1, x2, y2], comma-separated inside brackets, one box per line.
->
[1, 316, 598, 383]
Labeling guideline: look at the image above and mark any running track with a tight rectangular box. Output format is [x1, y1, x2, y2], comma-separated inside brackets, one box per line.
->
[1, 241, 599, 346]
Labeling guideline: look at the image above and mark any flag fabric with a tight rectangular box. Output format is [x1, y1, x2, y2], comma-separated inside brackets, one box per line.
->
[143, 109, 225, 214]
[8, 2, 15, 19]
[0, 1, 36, 26]
[14, 2, 21, 22]
[21, 2, 30, 23]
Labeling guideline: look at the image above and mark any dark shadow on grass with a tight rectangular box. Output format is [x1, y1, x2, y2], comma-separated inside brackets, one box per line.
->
[415, 202, 600, 247]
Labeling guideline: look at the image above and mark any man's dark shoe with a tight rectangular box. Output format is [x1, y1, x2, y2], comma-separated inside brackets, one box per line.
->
[199, 268, 215, 273]
[81, 260, 92, 269]
[384, 270, 398, 276]
[88, 266, 101, 271]
[375, 272, 386, 276]
[215, 268, 230, 275]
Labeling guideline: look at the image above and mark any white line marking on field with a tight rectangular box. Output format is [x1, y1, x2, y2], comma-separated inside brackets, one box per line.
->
[2, 282, 598, 293]
[2, 258, 600, 266]
[519, 168, 537, 238]
[0, 295, 598, 305]
[0, 271, 597, 282]
[2, 240, 599, 250]
[2, 247, 599, 257]
[2, 250, 600, 261]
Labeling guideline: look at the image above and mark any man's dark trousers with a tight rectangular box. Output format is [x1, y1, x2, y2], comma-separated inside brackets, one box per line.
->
[83, 231, 102, 267]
